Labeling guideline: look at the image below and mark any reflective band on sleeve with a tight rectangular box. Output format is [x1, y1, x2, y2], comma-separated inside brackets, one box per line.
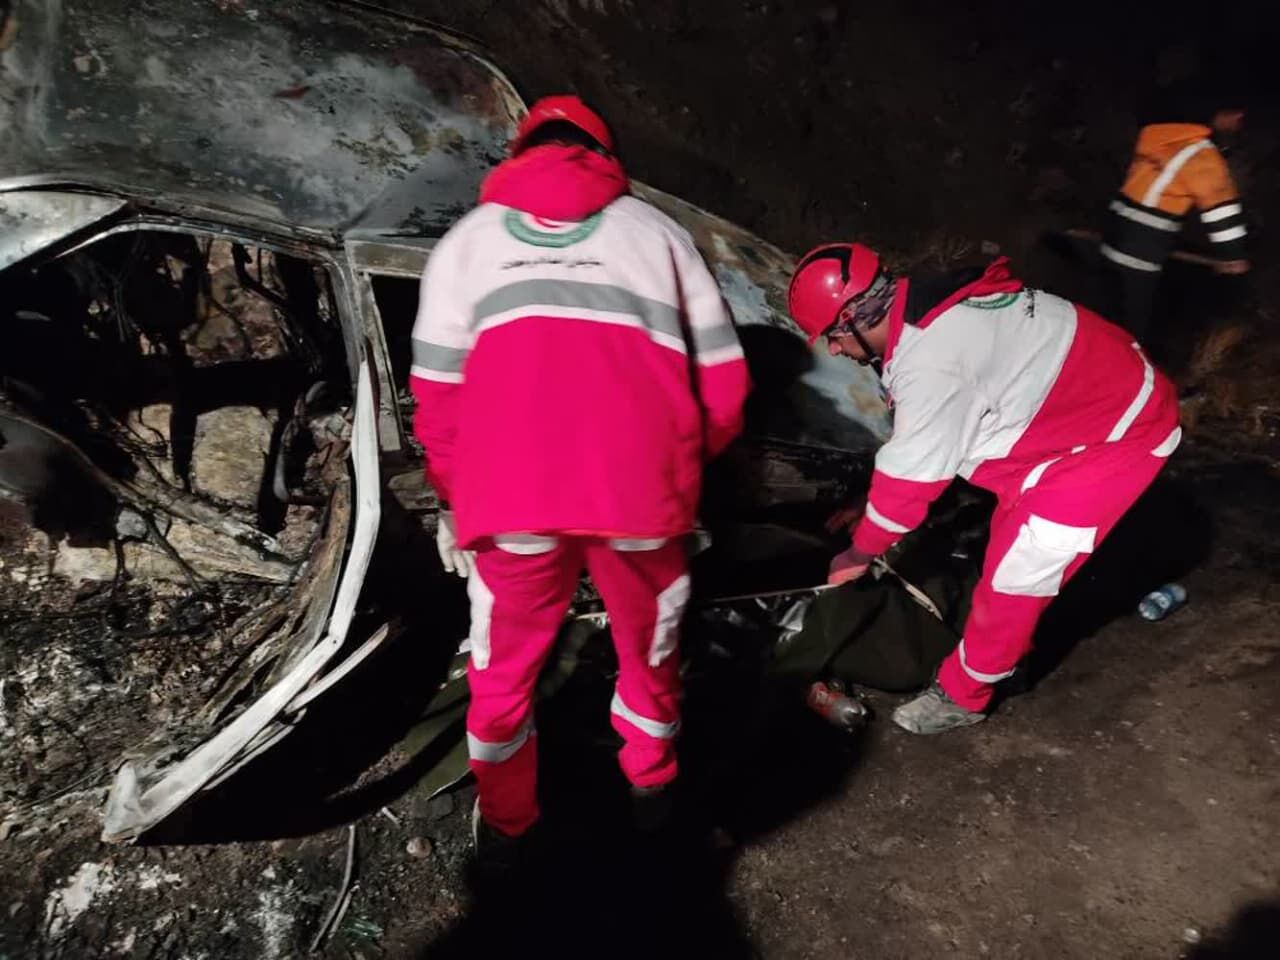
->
[691, 322, 742, 354]
[1020, 457, 1062, 494]
[865, 501, 911, 535]
[609, 538, 668, 552]
[1203, 203, 1244, 224]
[1106, 346, 1154, 442]
[1100, 244, 1161, 273]
[493, 533, 559, 555]
[412, 338, 468, 373]
[1109, 199, 1180, 231]
[1208, 225, 1247, 243]
[1201, 202, 1243, 223]
[467, 721, 532, 764]
[473, 280, 686, 352]
[611, 691, 679, 739]
[695, 343, 747, 366]
[1152, 425, 1182, 458]
[1142, 140, 1211, 207]
[411, 368, 463, 383]
[958, 638, 1017, 684]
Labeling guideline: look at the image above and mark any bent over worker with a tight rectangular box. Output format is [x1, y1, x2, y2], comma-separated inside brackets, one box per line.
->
[788, 245, 1180, 734]
[409, 96, 750, 858]
[1101, 88, 1249, 340]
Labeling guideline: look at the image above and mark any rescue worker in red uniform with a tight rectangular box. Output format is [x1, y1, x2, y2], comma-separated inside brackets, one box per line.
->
[1101, 89, 1249, 341]
[410, 97, 750, 857]
[789, 244, 1181, 734]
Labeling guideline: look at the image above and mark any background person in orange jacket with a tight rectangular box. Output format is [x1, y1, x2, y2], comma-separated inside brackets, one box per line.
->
[1101, 84, 1249, 342]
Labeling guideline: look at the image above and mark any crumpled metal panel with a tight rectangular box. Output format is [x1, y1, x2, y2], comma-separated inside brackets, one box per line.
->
[101, 358, 382, 843]
[637, 185, 891, 451]
[0, 0, 887, 448]
[0, 0, 522, 235]
[0, 190, 124, 271]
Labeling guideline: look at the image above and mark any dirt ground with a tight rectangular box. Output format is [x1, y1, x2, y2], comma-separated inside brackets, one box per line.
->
[4, 2, 1280, 958]
[4, 443, 1278, 959]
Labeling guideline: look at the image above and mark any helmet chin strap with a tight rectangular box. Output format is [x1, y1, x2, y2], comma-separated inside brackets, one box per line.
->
[849, 323, 883, 376]
[830, 274, 892, 376]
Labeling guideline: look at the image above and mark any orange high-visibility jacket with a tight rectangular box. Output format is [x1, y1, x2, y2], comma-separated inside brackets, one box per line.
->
[1102, 123, 1247, 273]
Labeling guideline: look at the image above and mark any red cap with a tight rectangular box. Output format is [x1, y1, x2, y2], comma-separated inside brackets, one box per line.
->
[511, 95, 614, 155]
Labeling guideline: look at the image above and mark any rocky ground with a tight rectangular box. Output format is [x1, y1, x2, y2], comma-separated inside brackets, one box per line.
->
[3, 442, 1277, 959]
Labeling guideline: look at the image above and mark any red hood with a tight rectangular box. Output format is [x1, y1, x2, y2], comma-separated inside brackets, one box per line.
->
[884, 258, 1024, 366]
[480, 145, 630, 220]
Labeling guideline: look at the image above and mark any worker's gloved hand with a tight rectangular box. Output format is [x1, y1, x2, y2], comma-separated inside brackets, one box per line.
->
[436, 510, 476, 579]
[824, 499, 867, 535]
[828, 545, 874, 586]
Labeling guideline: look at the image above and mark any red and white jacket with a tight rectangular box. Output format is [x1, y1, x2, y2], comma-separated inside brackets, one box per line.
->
[851, 259, 1181, 557]
[409, 145, 751, 547]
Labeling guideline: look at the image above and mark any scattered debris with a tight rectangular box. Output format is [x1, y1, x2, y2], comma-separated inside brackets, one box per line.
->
[806, 681, 868, 732]
[1137, 583, 1188, 622]
[423, 793, 456, 822]
[309, 824, 357, 954]
[342, 916, 384, 946]
[252, 885, 297, 960]
[405, 836, 433, 859]
[43, 861, 116, 941]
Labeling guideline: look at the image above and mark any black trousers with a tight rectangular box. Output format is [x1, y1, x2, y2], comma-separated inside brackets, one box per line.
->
[1102, 262, 1161, 345]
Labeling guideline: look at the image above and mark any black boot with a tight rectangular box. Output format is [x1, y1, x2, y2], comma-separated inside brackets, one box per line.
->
[630, 781, 677, 834]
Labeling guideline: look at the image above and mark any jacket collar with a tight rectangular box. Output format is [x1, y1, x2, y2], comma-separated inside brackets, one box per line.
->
[480, 144, 629, 220]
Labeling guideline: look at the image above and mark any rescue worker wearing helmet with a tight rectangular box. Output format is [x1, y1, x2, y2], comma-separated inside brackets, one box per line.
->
[409, 96, 750, 865]
[788, 245, 1181, 734]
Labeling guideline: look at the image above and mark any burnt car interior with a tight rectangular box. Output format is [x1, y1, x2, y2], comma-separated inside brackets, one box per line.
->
[1, 227, 355, 818]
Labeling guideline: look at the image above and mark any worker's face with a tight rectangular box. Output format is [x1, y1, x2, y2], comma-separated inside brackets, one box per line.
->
[1214, 109, 1245, 136]
[826, 332, 872, 364]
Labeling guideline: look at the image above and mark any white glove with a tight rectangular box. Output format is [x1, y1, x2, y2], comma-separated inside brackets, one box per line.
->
[436, 510, 476, 579]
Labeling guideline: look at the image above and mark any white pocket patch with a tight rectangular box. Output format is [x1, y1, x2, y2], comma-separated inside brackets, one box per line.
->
[650, 573, 691, 667]
[991, 514, 1097, 597]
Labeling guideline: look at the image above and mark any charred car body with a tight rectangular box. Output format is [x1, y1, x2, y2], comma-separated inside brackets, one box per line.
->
[0, 0, 894, 842]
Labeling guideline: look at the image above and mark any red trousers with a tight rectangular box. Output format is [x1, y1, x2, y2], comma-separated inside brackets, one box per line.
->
[938, 414, 1181, 711]
[465, 535, 690, 836]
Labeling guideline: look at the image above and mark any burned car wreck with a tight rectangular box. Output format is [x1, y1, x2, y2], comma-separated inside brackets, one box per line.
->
[1, 0, 974, 847]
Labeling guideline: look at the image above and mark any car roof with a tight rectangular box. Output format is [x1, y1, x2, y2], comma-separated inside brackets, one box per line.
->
[0, 0, 523, 237]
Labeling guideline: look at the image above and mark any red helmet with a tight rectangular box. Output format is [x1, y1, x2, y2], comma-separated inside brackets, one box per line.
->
[511, 95, 614, 155]
[787, 243, 881, 344]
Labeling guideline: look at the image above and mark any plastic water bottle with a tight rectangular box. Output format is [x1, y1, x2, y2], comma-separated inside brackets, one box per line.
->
[806, 681, 868, 731]
[1137, 583, 1188, 621]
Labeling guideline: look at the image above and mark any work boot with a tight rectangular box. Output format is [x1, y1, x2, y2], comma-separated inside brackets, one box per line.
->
[630, 781, 676, 834]
[892, 682, 986, 735]
[470, 798, 528, 883]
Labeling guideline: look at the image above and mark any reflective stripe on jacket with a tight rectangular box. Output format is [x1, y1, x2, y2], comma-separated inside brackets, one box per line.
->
[850, 261, 1179, 557]
[410, 194, 750, 546]
[1102, 123, 1246, 272]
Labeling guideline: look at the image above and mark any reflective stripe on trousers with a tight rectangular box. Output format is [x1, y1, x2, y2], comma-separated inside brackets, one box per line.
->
[610, 690, 680, 739]
[467, 720, 533, 764]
